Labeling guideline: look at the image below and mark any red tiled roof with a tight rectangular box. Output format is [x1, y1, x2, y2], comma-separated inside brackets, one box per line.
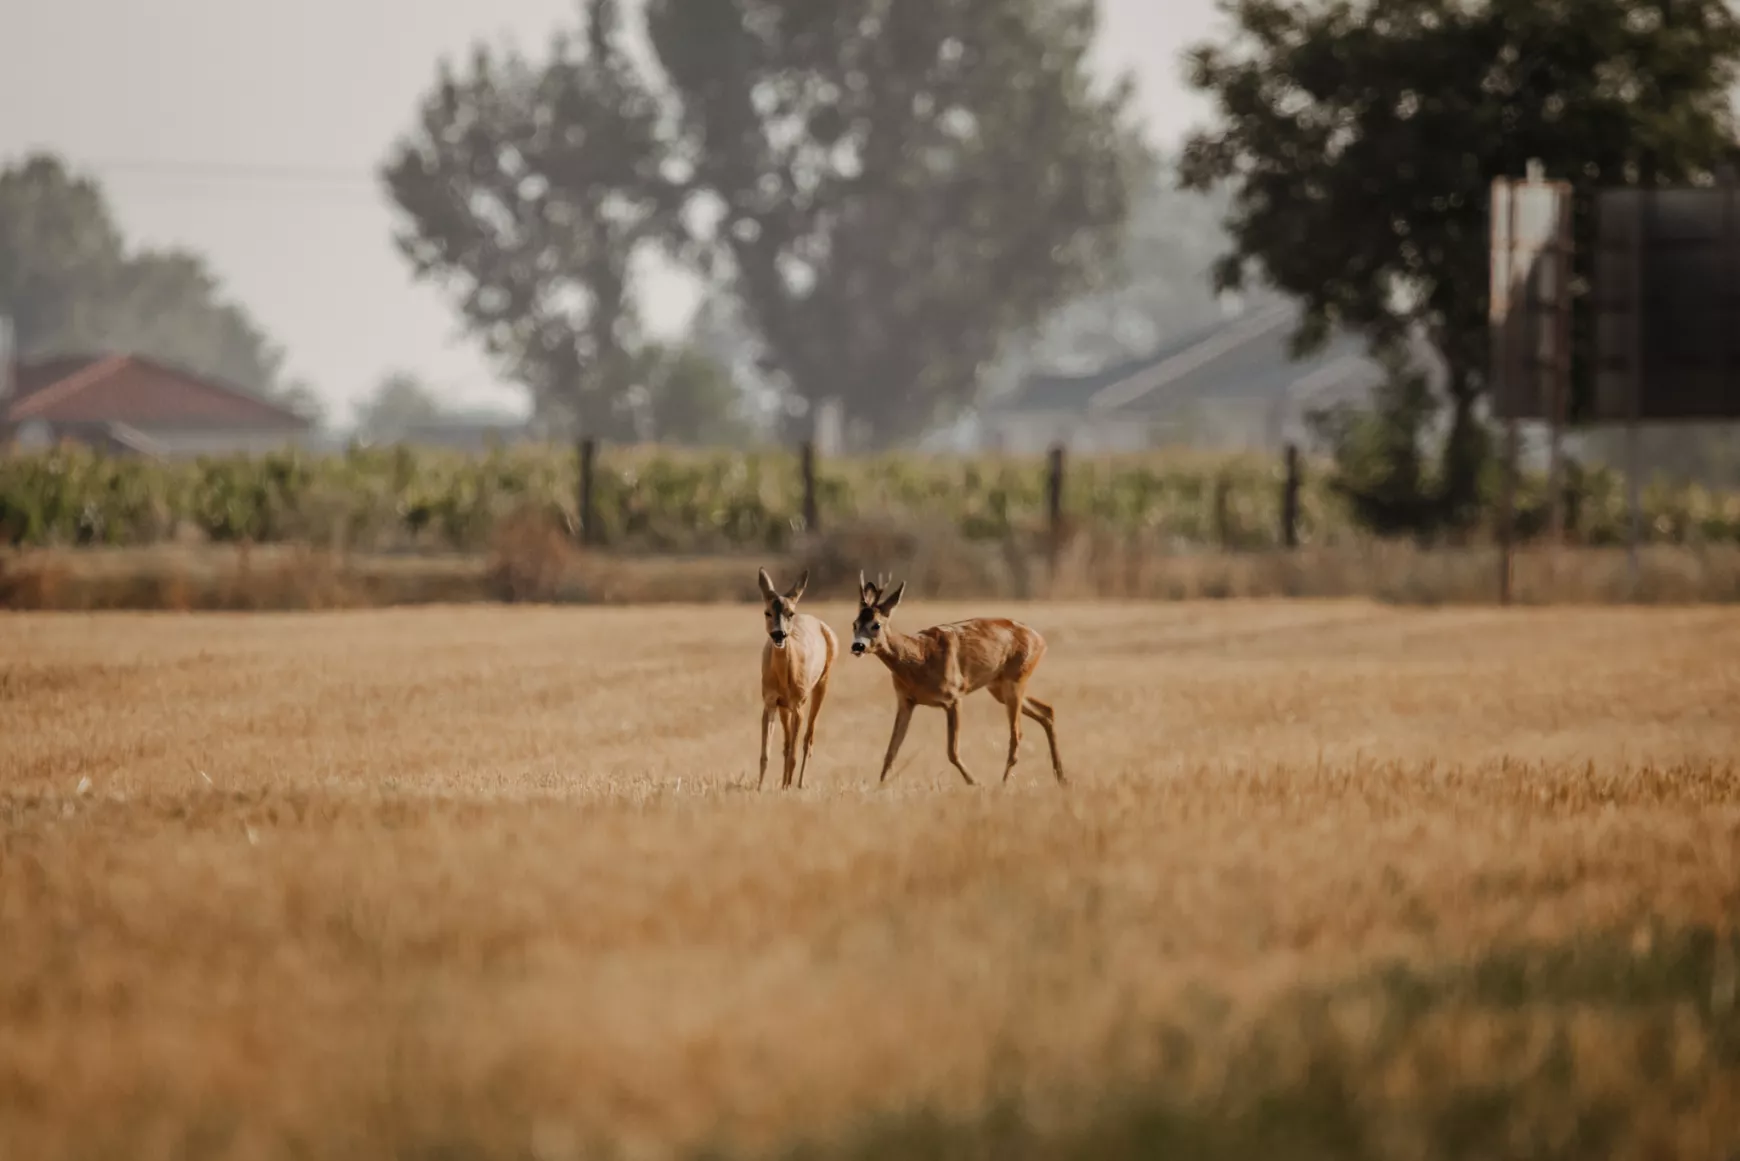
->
[5, 354, 309, 428]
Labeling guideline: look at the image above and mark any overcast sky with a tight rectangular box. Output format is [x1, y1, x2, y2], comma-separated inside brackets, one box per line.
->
[1, 0, 1224, 421]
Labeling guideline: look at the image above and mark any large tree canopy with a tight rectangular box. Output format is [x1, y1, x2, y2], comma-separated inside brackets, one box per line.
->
[384, 0, 1148, 446]
[382, 0, 671, 441]
[648, 0, 1149, 445]
[0, 152, 319, 421]
[1180, 0, 1740, 527]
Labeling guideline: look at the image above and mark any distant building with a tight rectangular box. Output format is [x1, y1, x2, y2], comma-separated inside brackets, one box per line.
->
[1, 352, 314, 456]
[975, 300, 1440, 455]
[371, 414, 539, 452]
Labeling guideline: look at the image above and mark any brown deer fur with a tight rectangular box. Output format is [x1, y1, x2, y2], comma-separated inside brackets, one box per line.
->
[758, 568, 837, 789]
[849, 572, 1064, 787]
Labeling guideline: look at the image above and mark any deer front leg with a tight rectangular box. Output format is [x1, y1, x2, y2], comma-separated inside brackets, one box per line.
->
[878, 698, 916, 783]
[781, 704, 801, 789]
[798, 672, 829, 790]
[944, 703, 976, 786]
[757, 705, 775, 789]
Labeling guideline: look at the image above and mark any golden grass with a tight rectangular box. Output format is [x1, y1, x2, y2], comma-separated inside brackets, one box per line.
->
[2, 602, 1739, 1159]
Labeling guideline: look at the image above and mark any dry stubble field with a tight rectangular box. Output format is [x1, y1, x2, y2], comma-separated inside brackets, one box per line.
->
[2, 599, 1739, 1160]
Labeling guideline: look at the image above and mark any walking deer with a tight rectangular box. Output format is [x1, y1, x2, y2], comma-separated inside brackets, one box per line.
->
[757, 568, 837, 789]
[850, 572, 1064, 787]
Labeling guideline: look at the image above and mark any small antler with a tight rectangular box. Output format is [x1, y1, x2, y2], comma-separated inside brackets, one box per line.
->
[860, 570, 893, 603]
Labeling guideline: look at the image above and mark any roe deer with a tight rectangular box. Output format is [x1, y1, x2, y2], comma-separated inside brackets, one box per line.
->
[758, 568, 837, 789]
[850, 572, 1064, 787]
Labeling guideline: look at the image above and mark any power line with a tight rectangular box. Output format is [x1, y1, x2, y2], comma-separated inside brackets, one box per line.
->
[63, 157, 391, 205]
[82, 157, 379, 187]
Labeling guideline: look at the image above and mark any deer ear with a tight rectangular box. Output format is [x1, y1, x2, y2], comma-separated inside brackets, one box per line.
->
[858, 569, 875, 604]
[877, 580, 905, 616]
[758, 568, 778, 601]
[785, 569, 808, 602]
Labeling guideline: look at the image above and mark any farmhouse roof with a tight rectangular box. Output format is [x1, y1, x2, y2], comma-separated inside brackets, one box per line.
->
[988, 301, 1387, 418]
[4, 353, 310, 429]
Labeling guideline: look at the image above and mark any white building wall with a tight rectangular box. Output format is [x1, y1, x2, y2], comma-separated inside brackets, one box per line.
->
[143, 429, 314, 458]
[980, 412, 1152, 455]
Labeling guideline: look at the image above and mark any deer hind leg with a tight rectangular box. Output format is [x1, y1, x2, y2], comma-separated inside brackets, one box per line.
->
[757, 705, 775, 789]
[781, 704, 802, 789]
[1021, 696, 1065, 784]
[944, 703, 977, 787]
[992, 682, 1025, 783]
[797, 672, 829, 790]
[878, 698, 916, 784]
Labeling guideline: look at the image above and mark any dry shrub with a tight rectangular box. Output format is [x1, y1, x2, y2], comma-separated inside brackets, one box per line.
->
[574, 554, 762, 603]
[0, 551, 67, 609]
[1041, 538, 1740, 605]
[796, 515, 1024, 599]
[481, 505, 769, 604]
[6, 538, 1740, 611]
[0, 546, 490, 611]
[485, 504, 585, 603]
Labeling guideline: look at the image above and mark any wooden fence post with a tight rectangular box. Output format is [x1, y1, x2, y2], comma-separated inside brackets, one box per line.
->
[1213, 473, 1232, 550]
[800, 440, 819, 533]
[1045, 443, 1065, 576]
[577, 437, 598, 546]
[1281, 442, 1301, 549]
[1497, 420, 1518, 604]
[1563, 459, 1582, 544]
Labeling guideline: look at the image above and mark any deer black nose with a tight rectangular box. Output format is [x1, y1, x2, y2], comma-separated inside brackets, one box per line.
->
[851, 640, 866, 655]
[770, 630, 787, 645]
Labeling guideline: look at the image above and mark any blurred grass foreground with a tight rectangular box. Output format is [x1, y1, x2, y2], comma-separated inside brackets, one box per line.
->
[763, 925, 1740, 1161]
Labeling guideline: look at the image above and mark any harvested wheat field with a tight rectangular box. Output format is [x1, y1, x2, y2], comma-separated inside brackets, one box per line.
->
[2, 600, 1739, 1160]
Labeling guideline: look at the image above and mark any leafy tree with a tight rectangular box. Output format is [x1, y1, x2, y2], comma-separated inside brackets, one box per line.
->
[685, 290, 784, 435]
[0, 152, 320, 422]
[1180, 0, 1740, 531]
[353, 370, 449, 440]
[1017, 165, 1246, 374]
[647, 0, 1150, 446]
[1306, 341, 1442, 535]
[625, 341, 755, 446]
[381, 0, 671, 439]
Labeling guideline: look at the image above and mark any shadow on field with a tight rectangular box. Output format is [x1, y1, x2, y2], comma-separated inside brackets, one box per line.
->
[707, 925, 1740, 1161]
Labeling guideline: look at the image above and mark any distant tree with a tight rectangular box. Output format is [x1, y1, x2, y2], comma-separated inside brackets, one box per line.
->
[647, 0, 1150, 445]
[1180, 0, 1740, 532]
[684, 290, 788, 436]
[0, 153, 320, 422]
[623, 341, 754, 446]
[381, 0, 671, 439]
[1305, 340, 1443, 535]
[1016, 166, 1241, 374]
[354, 370, 449, 440]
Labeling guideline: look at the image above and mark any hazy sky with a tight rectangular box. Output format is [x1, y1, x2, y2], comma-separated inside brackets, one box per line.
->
[2, 0, 1224, 421]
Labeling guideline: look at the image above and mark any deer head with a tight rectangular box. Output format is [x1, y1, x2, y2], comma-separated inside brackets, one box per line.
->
[758, 568, 808, 649]
[851, 570, 905, 656]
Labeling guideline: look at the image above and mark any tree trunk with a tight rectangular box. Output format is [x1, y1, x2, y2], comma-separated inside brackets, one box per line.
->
[1437, 361, 1487, 534]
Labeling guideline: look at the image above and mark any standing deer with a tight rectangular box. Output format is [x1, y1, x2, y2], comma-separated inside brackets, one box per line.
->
[757, 568, 837, 789]
[850, 572, 1064, 787]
